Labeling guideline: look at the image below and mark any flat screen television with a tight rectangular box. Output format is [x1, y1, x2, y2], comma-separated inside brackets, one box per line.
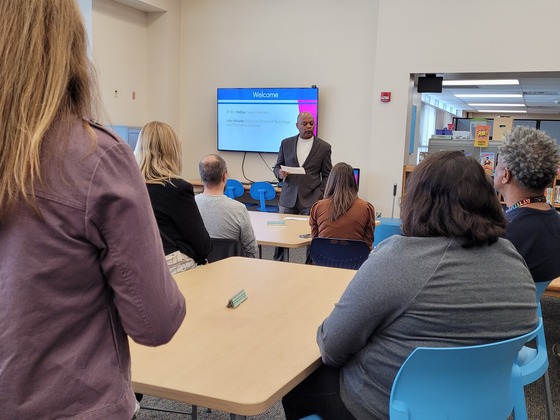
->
[353, 167, 360, 189]
[217, 87, 318, 153]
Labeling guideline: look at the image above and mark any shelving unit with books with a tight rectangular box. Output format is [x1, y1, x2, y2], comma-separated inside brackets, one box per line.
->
[401, 165, 560, 211]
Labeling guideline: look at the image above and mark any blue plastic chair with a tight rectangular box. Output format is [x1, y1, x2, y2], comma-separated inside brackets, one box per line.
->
[224, 179, 244, 199]
[225, 179, 257, 210]
[513, 280, 554, 420]
[249, 181, 279, 212]
[373, 217, 401, 247]
[389, 320, 541, 420]
[309, 238, 370, 269]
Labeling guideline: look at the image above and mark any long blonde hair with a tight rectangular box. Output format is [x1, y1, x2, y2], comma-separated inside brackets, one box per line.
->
[323, 162, 358, 221]
[135, 121, 183, 184]
[0, 0, 98, 219]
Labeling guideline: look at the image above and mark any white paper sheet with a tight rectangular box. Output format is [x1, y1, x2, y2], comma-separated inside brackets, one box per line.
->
[280, 165, 306, 175]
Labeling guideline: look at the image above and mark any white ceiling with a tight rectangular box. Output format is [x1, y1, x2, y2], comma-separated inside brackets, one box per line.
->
[422, 72, 560, 115]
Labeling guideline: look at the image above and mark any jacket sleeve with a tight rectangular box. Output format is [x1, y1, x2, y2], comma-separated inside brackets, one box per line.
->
[319, 142, 332, 193]
[86, 143, 186, 346]
[364, 202, 376, 247]
[171, 181, 212, 264]
[273, 139, 287, 180]
[309, 201, 320, 238]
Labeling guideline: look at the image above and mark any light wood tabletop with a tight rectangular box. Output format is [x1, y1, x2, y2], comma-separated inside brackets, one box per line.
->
[248, 211, 382, 249]
[249, 211, 312, 248]
[543, 276, 560, 298]
[129, 257, 355, 418]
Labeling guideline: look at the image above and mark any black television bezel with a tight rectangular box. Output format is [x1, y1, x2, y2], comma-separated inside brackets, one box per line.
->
[216, 86, 319, 153]
[417, 75, 443, 93]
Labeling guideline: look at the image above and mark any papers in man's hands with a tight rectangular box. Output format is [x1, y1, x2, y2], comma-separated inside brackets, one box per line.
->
[281, 165, 306, 175]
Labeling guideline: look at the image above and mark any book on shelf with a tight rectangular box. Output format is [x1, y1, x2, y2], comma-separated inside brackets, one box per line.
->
[474, 125, 490, 147]
[546, 187, 554, 204]
[479, 152, 495, 176]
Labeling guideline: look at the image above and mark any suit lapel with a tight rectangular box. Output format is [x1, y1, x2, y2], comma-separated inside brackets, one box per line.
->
[290, 136, 300, 166]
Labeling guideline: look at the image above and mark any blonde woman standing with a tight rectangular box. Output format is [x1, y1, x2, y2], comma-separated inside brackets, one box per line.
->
[0, 2, 185, 418]
[135, 121, 211, 272]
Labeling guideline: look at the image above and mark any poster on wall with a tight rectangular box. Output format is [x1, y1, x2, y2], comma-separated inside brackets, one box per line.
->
[480, 152, 495, 176]
[474, 125, 490, 147]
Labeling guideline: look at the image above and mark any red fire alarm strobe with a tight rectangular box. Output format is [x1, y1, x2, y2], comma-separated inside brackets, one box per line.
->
[380, 92, 391, 102]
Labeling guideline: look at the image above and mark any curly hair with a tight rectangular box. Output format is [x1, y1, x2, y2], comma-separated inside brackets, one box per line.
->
[499, 126, 560, 191]
[401, 150, 506, 248]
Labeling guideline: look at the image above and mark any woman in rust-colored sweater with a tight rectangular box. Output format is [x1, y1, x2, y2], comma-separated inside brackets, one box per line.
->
[310, 163, 376, 249]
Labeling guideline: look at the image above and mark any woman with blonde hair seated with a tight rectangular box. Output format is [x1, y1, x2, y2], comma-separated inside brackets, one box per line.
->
[135, 121, 211, 273]
[309, 162, 376, 249]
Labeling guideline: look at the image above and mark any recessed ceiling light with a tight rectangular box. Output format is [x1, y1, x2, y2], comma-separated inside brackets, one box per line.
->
[443, 79, 519, 86]
[474, 110, 527, 113]
[467, 103, 525, 107]
[455, 94, 523, 98]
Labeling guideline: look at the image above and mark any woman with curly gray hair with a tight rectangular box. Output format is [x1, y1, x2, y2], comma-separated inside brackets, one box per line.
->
[494, 125, 560, 283]
[494, 125, 560, 362]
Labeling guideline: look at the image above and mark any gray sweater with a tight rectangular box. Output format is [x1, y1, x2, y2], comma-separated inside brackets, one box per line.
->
[195, 194, 258, 258]
[318, 235, 538, 419]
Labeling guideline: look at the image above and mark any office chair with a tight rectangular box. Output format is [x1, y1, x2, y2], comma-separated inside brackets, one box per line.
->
[513, 280, 554, 420]
[207, 238, 245, 263]
[389, 320, 541, 420]
[309, 238, 370, 270]
[249, 181, 279, 212]
[372, 218, 401, 247]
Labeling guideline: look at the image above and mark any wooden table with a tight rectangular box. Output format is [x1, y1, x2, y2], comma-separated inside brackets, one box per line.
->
[130, 257, 355, 419]
[543, 277, 560, 298]
[248, 211, 311, 248]
[188, 179, 281, 194]
[248, 212, 381, 260]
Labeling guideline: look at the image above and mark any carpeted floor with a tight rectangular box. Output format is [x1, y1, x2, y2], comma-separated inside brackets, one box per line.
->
[135, 245, 560, 419]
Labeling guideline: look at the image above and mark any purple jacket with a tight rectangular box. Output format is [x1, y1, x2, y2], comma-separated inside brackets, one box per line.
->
[0, 119, 186, 418]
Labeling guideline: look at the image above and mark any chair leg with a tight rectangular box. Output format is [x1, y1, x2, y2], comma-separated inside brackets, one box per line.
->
[512, 370, 528, 420]
[543, 371, 555, 420]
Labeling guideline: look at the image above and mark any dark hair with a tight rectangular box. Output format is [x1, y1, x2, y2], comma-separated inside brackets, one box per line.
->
[323, 162, 358, 221]
[401, 150, 506, 248]
[199, 154, 227, 186]
[499, 126, 560, 192]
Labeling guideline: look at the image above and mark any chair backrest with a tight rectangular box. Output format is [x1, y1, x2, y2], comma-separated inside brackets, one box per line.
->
[309, 237, 370, 270]
[535, 280, 553, 300]
[206, 238, 245, 263]
[372, 217, 401, 247]
[225, 179, 245, 199]
[389, 320, 540, 420]
[249, 182, 277, 212]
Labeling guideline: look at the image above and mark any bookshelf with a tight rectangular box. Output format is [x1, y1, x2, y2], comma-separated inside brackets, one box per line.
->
[401, 165, 415, 202]
[401, 165, 560, 210]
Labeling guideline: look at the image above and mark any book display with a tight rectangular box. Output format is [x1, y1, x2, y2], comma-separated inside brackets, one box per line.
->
[402, 164, 560, 211]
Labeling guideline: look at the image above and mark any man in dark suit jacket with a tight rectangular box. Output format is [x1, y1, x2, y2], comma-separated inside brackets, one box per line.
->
[272, 112, 332, 260]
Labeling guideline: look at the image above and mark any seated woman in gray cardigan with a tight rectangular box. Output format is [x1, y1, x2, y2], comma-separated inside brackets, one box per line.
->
[282, 150, 538, 420]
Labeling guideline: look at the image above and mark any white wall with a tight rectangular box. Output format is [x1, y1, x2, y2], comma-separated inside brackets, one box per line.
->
[179, 0, 379, 190]
[369, 0, 560, 215]
[92, 0, 148, 126]
[91, 0, 560, 216]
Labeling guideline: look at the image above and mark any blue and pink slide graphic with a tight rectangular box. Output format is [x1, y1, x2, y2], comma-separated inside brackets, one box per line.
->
[217, 87, 318, 153]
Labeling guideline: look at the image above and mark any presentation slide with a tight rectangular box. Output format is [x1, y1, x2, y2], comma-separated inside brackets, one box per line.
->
[217, 87, 318, 153]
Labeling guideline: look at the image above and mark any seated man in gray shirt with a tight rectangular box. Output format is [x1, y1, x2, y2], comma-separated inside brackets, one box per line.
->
[195, 154, 258, 258]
